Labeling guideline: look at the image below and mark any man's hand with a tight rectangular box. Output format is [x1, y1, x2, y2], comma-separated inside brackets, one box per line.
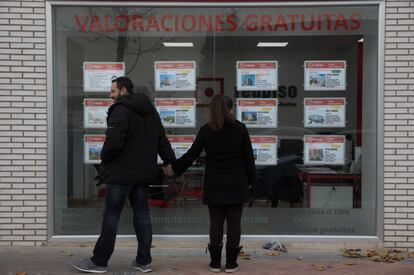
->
[162, 164, 175, 177]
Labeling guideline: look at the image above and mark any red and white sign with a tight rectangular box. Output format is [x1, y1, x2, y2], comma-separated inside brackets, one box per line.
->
[236, 98, 278, 128]
[251, 135, 278, 165]
[155, 98, 196, 128]
[304, 60, 346, 91]
[168, 135, 195, 144]
[304, 135, 346, 165]
[304, 98, 346, 128]
[73, 12, 361, 34]
[155, 61, 196, 91]
[305, 62, 346, 69]
[237, 61, 278, 91]
[83, 62, 125, 92]
[83, 99, 113, 128]
[84, 135, 106, 164]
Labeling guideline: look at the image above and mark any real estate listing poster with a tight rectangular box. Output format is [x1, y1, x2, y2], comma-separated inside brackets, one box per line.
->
[155, 98, 196, 128]
[83, 62, 125, 92]
[157, 135, 195, 164]
[84, 135, 105, 164]
[236, 61, 278, 91]
[304, 98, 346, 128]
[251, 136, 278, 165]
[83, 99, 113, 129]
[304, 135, 346, 165]
[154, 61, 196, 91]
[236, 98, 278, 128]
[304, 61, 346, 91]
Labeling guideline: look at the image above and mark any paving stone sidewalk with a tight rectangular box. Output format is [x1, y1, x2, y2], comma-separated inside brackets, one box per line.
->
[0, 246, 413, 275]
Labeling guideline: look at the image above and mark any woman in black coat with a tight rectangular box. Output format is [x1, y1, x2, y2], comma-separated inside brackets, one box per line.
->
[165, 95, 256, 273]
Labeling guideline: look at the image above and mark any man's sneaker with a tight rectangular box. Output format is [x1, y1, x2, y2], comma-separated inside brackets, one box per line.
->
[209, 265, 221, 273]
[73, 258, 107, 273]
[225, 264, 238, 273]
[131, 260, 152, 273]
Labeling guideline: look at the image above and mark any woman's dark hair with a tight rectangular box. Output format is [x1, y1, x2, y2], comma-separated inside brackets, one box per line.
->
[112, 76, 134, 93]
[209, 94, 235, 131]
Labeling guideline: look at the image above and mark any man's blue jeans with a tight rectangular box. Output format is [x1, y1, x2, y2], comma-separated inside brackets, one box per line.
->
[91, 184, 152, 267]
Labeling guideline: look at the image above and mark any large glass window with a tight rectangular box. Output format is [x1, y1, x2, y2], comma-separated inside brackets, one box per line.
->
[53, 4, 379, 235]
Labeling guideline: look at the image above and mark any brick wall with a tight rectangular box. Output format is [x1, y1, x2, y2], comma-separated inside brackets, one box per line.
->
[0, 0, 47, 246]
[384, 0, 414, 250]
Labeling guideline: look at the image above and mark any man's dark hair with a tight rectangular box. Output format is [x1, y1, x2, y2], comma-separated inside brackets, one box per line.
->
[112, 76, 134, 93]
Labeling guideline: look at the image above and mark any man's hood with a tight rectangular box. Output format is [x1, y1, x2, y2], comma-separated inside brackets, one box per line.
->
[115, 92, 153, 115]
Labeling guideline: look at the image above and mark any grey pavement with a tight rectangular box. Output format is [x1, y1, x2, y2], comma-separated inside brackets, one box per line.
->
[0, 245, 413, 275]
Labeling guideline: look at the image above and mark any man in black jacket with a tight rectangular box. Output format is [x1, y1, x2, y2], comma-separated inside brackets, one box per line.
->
[74, 77, 175, 274]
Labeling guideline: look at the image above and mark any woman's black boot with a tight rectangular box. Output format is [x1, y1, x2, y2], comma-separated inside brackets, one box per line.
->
[225, 244, 243, 273]
[208, 243, 223, 272]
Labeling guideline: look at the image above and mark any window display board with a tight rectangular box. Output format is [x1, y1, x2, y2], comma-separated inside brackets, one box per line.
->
[154, 61, 196, 91]
[251, 136, 278, 165]
[158, 135, 195, 164]
[83, 99, 113, 129]
[84, 135, 105, 164]
[236, 98, 278, 128]
[83, 62, 125, 92]
[304, 98, 346, 128]
[304, 135, 346, 165]
[155, 98, 196, 128]
[236, 61, 278, 91]
[304, 61, 346, 91]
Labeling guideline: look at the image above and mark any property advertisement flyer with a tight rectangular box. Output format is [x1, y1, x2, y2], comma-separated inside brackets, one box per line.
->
[155, 98, 196, 128]
[83, 99, 113, 129]
[84, 135, 105, 164]
[304, 61, 346, 91]
[251, 136, 278, 165]
[157, 135, 195, 164]
[154, 61, 196, 91]
[304, 135, 346, 165]
[83, 62, 125, 92]
[236, 61, 278, 91]
[236, 98, 278, 128]
[304, 98, 346, 128]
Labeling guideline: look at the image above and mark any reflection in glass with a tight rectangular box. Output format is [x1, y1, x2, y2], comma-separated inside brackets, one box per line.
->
[53, 5, 379, 236]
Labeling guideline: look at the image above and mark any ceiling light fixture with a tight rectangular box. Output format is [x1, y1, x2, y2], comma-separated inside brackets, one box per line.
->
[257, 42, 289, 47]
[163, 42, 194, 47]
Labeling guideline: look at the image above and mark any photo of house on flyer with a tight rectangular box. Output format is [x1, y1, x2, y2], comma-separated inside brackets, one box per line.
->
[83, 99, 113, 129]
[236, 61, 278, 91]
[84, 135, 106, 164]
[237, 98, 278, 128]
[304, 61, 346, 91]
[304, 98, 346, 128]
[155, 98, 196, 127]
[304, 135, 346, 165]
[154, 61, 196, 91]
[250, 136, 278, 165]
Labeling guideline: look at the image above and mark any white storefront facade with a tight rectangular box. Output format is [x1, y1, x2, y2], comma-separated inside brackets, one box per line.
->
[0, 0, 413, 251]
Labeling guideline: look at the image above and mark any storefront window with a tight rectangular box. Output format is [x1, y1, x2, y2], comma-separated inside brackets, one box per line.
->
[52, 4, 379, 235]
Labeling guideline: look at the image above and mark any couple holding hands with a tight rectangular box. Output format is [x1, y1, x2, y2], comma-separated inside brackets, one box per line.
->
[74, 76, 256, 274]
